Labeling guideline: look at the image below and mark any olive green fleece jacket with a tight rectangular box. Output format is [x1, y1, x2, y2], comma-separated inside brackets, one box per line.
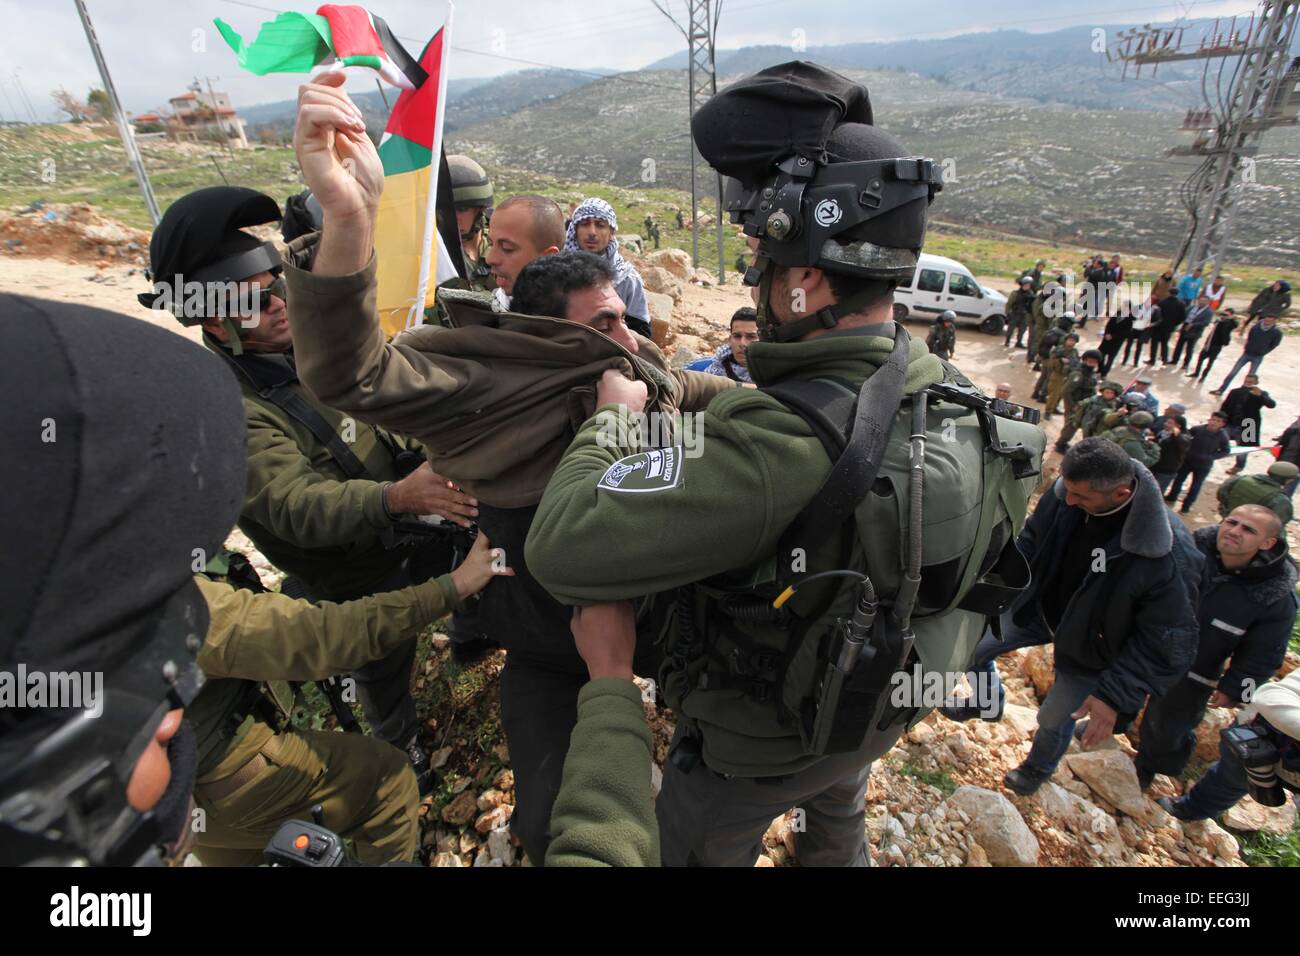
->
[545, 679, 659, 867]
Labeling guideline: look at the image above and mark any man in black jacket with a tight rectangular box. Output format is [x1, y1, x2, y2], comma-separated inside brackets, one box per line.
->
[1220, 374, 1276, 474]
[1135, 505, 1296, 788]
[1190, 309, 1238, 382]
[1148, 294, 1185, 366]
[1212, 315, 1284, 394]
[992, 439, 1203, 795]
[1165, 412, 1232, 514]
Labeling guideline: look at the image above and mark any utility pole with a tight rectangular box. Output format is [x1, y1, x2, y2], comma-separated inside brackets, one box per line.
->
[12, 69, 40, 122]
[73, 0, 161, 225]
[1109, 2, 1300, 276]
[0, 77, 21, 124]
[652, 0, 726, 282]
[201, 75, 237, 157]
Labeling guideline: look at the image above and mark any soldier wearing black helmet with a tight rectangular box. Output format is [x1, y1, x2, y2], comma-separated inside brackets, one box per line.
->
[1053, 350, 1103, 452]
[523, 62, 1044, 866]
[138, 186, 494, 795]
[447, 153, 496, 292]
[1004, 275, 1034, 349]
[926, 310, 957, 360]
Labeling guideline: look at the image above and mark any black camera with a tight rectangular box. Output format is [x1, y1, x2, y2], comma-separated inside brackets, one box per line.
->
[1221, 724, 1285, 807]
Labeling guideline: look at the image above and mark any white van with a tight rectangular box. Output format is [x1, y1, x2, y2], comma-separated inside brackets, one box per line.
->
[893, 253, 1008, 335]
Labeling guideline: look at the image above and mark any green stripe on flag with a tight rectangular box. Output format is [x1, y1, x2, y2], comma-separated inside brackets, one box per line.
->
[339, 54, 384, 72]
[214, 13, 335, 76]
[378, 134, 432, 177]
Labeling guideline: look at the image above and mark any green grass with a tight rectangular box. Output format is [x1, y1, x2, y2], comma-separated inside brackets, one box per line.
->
[897, 762, 958, 796]
[1233, 824, 1300, 867]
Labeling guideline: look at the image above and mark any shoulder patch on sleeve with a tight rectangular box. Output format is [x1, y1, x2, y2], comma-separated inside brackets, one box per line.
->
[597, 448, 683, 493]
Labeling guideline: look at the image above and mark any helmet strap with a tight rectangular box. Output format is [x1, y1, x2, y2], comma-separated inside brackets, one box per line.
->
[222, 316, 245, 356]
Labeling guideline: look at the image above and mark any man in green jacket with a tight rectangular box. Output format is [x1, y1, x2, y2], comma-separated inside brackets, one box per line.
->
[191, 533, 505, 865]
[140, 187, 487, 789]
[284, 72, 735, 864]
[526, 62, 1038, 866]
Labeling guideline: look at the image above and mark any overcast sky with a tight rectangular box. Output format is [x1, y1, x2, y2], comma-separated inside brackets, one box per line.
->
[0, 0, 1256, 121]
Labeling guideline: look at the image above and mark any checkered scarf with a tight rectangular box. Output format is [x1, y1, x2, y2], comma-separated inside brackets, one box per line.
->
[565, 198, 637, 285]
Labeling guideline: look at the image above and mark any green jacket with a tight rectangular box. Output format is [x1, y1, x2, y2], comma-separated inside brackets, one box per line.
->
[545, 679, 659, 867]
[1100, 424, 1160, 468]
[204, 335, 422, 600]
[1006, 288, 1033, 317]
[1217, 474, 1294, 524]
[1047, 345, 1078, 384]
[926, 323, 956, 358]
[465, 230, 496, 293]
[189, 573, 461, 779]
[284, 257, 736, 508]
[525, 329, 947, 605]
[1065, 366, 1099, 406]
[1075, 394, 1118, 436]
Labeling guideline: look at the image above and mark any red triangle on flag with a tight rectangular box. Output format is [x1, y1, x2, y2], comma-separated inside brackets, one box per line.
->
[383, 29, 443, 149]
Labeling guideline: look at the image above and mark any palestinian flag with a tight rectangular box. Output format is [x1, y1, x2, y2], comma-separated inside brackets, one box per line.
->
[374, 25, 463, 335]
[216, 4, 462, 335]
[215, 5, 426, 90]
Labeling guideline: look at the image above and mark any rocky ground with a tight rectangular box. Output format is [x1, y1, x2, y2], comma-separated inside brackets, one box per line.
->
[5, 206, 1298, 867]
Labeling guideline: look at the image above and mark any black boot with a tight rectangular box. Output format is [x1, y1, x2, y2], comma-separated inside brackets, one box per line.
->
[1004, 762, 1053, 796]
[402, 735, 437, 797]
[1157, 795, 1199, 822]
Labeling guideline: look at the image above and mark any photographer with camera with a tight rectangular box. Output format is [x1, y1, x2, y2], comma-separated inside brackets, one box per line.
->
[1136, 504, 1297, 790]
[140, 187, 490, 795]
[1160, 665, 1300, 822]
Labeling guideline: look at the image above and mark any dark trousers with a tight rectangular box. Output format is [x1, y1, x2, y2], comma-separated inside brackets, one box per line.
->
[1099, 348, 1119, 377]
[1179, 734, 1251, 820]
[656, 723, 894, 866]
[1170, 329, 1203, 368]
[1167, 458, 1213, 510]
[1148, 328, 1174, 364]
[1005, 312, 1028, 347]
[1121, 332, 1146, 365]
[1193, 344, 1223, 380]
[497, 652, 589, 865]
[1151, 469, 1178, 493]
[1135, 675, 1214, 779]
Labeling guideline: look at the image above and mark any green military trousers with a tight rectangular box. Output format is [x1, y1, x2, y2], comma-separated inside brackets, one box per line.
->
[192, 726, 420, 866]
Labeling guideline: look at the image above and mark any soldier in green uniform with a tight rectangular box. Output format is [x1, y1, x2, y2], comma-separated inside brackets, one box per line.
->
[1100, 409, 1161, 467]
[139, 187, 492, 792]
[1027, 281, 1062, 367]
[926, 309, 957, 360]
[1004, 275, 1034, 349]
[1217, 460, 1298, 525]
[1052, 349, 1101, 450]
[189, 534, 506, 865]
[1042, 333, 1081, 419]
[525, 62, 1043, 866]
[1071, 380, 1123, 443]
[447, 154, 497, 292]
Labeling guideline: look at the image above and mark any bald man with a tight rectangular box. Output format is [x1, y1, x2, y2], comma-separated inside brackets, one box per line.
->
[484, 194, 566, 307]
[1134, 503, 1298, 788]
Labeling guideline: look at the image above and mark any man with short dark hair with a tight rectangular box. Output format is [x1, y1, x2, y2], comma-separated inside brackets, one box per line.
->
[995, 439, 1201, 795]
[1191, 308, 1239, 383]
[1138, 504, 1296, 790]
[511, 251, 641, 354]
[1165, 412, 1232, 514]
[484, 194, 566, 306]
[699, 307, 759, 383]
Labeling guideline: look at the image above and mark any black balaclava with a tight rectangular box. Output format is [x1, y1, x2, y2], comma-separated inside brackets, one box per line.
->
[0, 294, 246, 865]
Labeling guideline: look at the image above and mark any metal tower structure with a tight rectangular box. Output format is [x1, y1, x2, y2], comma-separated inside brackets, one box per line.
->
[1109, 2, 1300, 275]
[653, 1, 726, 281]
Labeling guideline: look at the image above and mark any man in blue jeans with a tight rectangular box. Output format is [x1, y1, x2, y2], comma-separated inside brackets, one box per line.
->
[1211, 314, 1283, 396]
[945, 439, 1202, 796]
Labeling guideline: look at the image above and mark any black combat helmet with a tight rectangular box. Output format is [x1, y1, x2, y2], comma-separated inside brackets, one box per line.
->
[138, 186, 284, 354]
[692, 61, 943, 341]
[0, 296, 246, 865]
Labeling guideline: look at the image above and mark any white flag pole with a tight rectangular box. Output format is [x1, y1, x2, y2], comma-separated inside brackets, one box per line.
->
[405, 0, 457, 330]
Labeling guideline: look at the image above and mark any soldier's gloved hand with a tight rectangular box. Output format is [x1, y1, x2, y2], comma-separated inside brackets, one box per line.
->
[450, 533, 514, 600]
[385, 462, 479, 527]
[570, 601, 636, 682]
[596, 369, 648, 415]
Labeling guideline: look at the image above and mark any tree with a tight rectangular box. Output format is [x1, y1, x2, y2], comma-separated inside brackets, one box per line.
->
[51, 87, 89, 122]
[86, 88, 113, 121]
